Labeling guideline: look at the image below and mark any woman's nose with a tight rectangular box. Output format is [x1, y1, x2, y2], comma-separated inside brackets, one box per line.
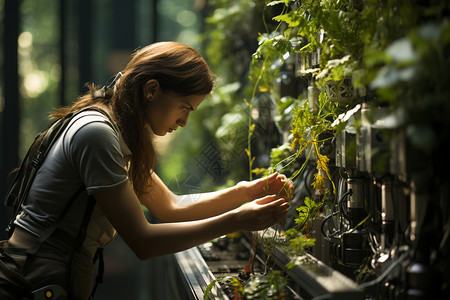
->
[177, 114, 189, 127]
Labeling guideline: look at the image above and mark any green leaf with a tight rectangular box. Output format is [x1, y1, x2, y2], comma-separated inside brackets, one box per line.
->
[273, 10, 303, 28]
[203, 278, 219, 299]
[289, 234, 316, 253]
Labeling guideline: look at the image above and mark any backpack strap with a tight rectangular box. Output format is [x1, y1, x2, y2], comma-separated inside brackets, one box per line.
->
[5, 114, 77, 237]
[4, 106, 116, 238]
[5, 106, 117, 297]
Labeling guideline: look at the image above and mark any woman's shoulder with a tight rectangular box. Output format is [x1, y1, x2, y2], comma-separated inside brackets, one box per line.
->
[67, 118, 118, 155]
[66, 109, 117, 139]
[63, 111, 128, 173]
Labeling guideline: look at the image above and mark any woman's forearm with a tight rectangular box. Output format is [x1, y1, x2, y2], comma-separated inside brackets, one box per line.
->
[170, 185, 248, 221]
[141, 173, 248, 222]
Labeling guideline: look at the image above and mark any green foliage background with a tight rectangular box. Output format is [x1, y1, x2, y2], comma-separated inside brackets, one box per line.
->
[159, 0, 450, 194]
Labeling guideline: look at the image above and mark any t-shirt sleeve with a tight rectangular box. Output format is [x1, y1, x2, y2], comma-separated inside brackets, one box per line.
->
[68, 121, 128, 194]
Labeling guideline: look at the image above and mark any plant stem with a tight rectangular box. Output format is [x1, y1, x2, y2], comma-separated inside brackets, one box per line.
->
[247, 57, 268, 181]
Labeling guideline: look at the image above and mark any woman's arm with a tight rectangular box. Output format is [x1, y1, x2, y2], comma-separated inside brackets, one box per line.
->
[140, 172, 294, 222]
[139, 172, 248, 222]
[93, 180, 289, 259]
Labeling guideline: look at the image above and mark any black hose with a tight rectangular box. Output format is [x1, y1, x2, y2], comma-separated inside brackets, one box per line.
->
[321, 211, 339, 241]
[339, 189, 352, 220]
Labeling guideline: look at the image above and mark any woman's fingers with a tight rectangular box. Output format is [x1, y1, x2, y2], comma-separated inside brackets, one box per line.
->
[254, 195, 290, 227]
[242, 172, 295, 204]
[254, 194, 280, 204]
[258, 200, 289, 229]
[273, 199, 290, 217]
[235, 193, 290, 231]
[266, 172, 279, 182]
[264, 173, 295, 200]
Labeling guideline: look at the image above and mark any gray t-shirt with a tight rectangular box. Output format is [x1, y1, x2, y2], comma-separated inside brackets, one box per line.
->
[13, 110, 129, 298]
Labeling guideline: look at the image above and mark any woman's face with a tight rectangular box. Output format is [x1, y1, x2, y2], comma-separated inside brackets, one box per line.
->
[144, 82, 206, 136]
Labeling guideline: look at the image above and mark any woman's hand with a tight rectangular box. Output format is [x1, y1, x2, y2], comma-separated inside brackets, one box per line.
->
[237, 172, 295, 204]
[233, 194, 290, 231]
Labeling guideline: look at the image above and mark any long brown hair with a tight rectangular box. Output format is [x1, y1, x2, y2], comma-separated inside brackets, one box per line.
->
[52, 42, 215, 197]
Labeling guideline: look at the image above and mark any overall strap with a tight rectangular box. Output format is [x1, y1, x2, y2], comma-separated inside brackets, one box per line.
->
[0, 251, 34, 291]
[66, 194, 97, 298]
[19, 188, 99, 297]
[22, 185, 85, 272]
[91, 247, 104, 298]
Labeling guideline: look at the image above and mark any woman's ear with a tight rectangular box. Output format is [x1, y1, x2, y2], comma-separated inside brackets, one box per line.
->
[144, 79, 159, 100]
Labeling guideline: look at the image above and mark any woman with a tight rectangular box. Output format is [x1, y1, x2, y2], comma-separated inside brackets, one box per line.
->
[0, 42, 292, 299]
